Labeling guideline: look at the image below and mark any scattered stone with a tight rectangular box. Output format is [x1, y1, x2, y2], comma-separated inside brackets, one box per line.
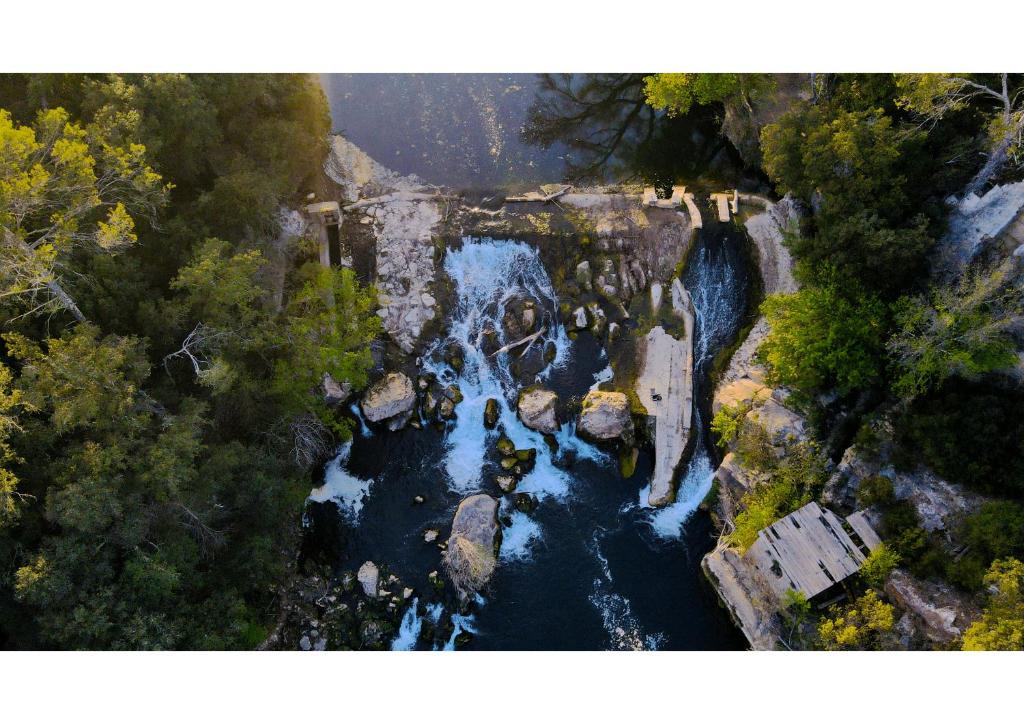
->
[572, 306, 589, 330]
[402, 587, 414, 600]
[413, 495, 425, 504]
[514, 493, 538, 514]
[496, 436, 515, 456]
[608, 322, 620, 343]
[500, 457, 518, 470]
[424, 529, 439, 543]
[587, 302, 607, 337]
[357, 561, 379, 598]
[439, 397, 456, 420]
[650, 282, 663, 314]
[517, 387, 560, 434]
[445, 384, 464, 403]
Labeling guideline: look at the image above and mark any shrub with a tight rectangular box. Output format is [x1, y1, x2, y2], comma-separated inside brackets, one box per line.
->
[860, 543, 900, 589]
[816, 590, 896, 650]
[857, 475, 895, 508]
[710, 401, 751, 449]
[728, 441, 828, 551]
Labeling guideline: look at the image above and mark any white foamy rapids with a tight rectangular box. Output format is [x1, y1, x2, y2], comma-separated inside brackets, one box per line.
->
[391, 597, 422, 651]
[307, 441, 374, 520]
[499, 509, 542, 562]
[644, 448, 715, 540]
[422, 238, 602, 500]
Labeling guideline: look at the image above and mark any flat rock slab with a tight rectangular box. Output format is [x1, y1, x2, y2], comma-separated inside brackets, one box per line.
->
[636, 314, 693, 507]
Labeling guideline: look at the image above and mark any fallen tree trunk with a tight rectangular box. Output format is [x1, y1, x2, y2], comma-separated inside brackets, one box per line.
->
[489, 327, 546, 357]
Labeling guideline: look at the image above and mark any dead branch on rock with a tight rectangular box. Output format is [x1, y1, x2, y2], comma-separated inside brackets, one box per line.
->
[489, 327, 546, 358]
[290, 413, 334, 470]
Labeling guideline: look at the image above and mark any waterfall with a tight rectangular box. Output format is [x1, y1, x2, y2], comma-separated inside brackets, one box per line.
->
[349, 403, 373, 438]
[642, 238, 742, 540]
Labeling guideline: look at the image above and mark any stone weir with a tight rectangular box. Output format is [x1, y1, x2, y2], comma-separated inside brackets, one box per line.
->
[635, 279, 695, 507]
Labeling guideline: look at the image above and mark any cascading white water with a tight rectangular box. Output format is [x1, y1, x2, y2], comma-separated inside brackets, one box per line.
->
[641, 242, 740, 540]
[422, 238, 605, 542]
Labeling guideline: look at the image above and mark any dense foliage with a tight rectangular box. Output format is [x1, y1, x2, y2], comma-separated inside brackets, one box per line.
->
[0, 74, 378, 649]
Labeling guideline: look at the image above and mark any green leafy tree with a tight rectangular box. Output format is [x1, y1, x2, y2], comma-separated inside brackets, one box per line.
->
[759, 280, 888, 395]
[273, 264, 381, 457]
[889, 260, 1023, 398]
[0, 362, 29, 527]
[643, 73, 772, 116]
[961, 558, 1024, 651]
[0, 107, 167, 321]
[896, 73, 1024, 196]
[760, 104, 935, 294]
[860, 543, 900, 589]
[710, 401, 751, 449]
[164, 237, 269, 394]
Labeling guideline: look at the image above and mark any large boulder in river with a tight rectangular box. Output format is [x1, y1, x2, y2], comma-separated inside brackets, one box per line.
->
[578, 390, 633, 444]
[443, 494, 500, 594]
[357, 561, 379, 598]
[517, 387, 559, 434]
[361, 372, 416, 426]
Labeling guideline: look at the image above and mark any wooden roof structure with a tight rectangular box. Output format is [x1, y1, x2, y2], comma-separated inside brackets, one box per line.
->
[745, 501, 882, 601]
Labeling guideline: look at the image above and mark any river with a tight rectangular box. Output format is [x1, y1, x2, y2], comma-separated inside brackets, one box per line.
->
[305, 75, 752, 649]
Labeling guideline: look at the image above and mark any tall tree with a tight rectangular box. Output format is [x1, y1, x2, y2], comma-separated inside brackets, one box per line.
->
[896, 73, 1024, 196]
[889, 258, 1023, 398]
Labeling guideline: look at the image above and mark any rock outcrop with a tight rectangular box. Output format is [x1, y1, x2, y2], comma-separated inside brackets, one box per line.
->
[885, 569, 979, 646]
[577, 390, 633, 444]
[322, 373, 353, 405]
[361, 372, 416, 428]
[934, 180, 1024, 282]
[443, 494, 500, 595]
[516, 388, 559, 434]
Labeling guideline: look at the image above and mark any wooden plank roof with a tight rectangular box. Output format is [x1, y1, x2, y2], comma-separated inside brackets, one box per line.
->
[846, 511, 883, 552]
[745, 501, 876, 600]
